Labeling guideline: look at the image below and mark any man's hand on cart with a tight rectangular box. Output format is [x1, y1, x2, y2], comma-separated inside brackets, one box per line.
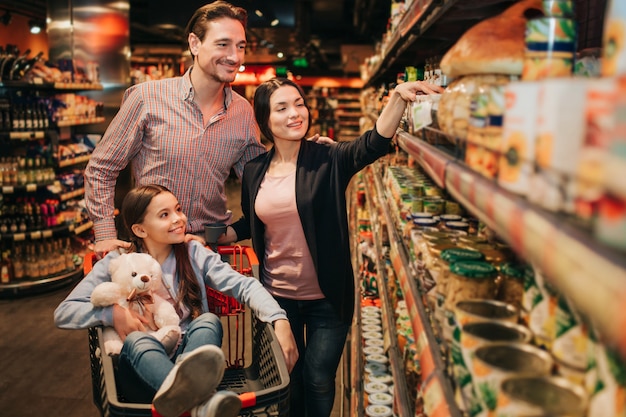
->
[112, 304, 149, 339]
[218, 226, 239, 245]
[273, 319, 299, 373]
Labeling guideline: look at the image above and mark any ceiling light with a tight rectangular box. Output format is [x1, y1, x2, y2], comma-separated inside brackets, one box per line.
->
[277, 52, 284, 59]
[270, 19, 279, 27]
[29, 20, 43, 34]
[1, 11, 12, 26]
[255, 10, 263, 17]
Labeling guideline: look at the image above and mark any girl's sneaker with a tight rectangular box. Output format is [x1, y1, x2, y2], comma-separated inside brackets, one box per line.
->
[153, 345, 226, 417]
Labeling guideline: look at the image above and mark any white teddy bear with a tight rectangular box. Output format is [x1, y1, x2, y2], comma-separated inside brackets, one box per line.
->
[91, 252, 181, 356]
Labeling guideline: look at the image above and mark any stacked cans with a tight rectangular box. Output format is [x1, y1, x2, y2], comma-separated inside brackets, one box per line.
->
[522, 1, 577, 80]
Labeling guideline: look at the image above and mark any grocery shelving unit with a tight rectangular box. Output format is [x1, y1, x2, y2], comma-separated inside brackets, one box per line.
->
[0, 80, 102, 296]
[395, 128, 626, 352]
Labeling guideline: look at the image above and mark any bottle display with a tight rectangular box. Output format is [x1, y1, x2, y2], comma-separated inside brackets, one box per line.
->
[0, 43, 103, 296]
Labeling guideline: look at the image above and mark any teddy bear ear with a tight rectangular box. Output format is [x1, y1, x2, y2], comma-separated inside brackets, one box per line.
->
[108, 254, 125, 277]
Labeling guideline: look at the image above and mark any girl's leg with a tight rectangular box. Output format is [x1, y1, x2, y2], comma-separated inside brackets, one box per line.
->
[117, 331, 174, 400]
[178, 312, 223, 354]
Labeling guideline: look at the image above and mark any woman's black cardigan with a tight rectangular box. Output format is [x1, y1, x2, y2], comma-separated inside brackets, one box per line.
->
[231, 128, 391, 325]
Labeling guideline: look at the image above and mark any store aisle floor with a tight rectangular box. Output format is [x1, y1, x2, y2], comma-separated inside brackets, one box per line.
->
[0, 177, 343, 417]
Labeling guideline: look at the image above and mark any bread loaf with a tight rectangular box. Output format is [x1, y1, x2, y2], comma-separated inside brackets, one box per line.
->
[440, 0, 543, 77]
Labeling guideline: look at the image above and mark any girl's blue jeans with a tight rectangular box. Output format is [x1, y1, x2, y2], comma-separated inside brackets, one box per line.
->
[274, 296, 349, 417]
[115, 312, 223, 403]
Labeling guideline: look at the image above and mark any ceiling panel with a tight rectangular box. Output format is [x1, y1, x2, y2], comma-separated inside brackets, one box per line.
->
[1, 0, 389, 74]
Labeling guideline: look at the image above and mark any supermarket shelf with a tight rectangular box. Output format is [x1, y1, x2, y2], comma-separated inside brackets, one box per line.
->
[0, 220, 93, 241]
[2, 130, 46, 140]
[348, 187, 365, 417]
[367, 166, 462, 417]
[363, 0, 518, 87]
[0, 266, 83, 298]
[58, 154, 91, 168]
[56, 117, 105, 127]
[362, 176, 415, 417]
[59, 187, 85, 202]
[0, 80, 103, 91]
[396, 130, 626, 351]
[2, 182, 51, 194]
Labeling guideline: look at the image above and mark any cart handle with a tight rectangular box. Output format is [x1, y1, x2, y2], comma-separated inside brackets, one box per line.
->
[83, 245, 259, 277]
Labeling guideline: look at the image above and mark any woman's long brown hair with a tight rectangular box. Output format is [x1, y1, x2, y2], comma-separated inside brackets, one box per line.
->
[121, 184, 203, 319]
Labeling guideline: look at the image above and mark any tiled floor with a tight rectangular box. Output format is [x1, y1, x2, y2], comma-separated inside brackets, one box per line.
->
[0, 177, 345, 417]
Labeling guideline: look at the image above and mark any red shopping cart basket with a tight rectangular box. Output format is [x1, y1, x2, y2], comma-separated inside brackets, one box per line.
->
[86, 245, 289, 417]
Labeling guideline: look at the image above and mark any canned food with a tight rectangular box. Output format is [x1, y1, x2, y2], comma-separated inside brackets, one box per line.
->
[423, 196, 445, 215]
[602, 0, 626, 77]
[450, 320, 534, 416]
[454, 299, 519, 327]
[496, 376, 588, 416]
[472, 343, 555, 412]
[542, 0, 575, 17]
[444, 261, 498, 311]
[523, 17, 577, 80]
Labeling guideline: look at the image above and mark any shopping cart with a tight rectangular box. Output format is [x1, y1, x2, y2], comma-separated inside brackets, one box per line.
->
[85, 245, 289, 417]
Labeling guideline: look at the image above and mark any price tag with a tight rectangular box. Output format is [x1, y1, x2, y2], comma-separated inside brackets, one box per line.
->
[42, 230, 53, 238]
[422, 375, 452, 417]
[2, 186, 14, 194]
[26, 184, 37, 192]
[30, 231, 42, 240]
[13, 233, 26, 242]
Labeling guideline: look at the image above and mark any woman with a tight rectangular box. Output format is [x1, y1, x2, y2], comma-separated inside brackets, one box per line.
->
[54, 184, 298, 417]
[226, 77, 443, 416]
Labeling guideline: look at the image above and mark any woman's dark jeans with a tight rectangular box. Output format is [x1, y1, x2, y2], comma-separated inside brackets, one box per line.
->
[274, 297, 349, 417]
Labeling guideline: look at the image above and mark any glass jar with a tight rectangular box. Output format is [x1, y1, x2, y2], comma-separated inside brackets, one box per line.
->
[498, 262, 528, 309]
[444, 261, 498, 311]
[437, 247, 486, 293]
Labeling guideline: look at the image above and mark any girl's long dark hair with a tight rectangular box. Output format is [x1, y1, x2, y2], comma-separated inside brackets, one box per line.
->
[121, 184, 202, 319]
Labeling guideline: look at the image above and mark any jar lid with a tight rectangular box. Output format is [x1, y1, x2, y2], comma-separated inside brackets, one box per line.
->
[368, 372, 394, 385]
[411, 211, 433, 219]
[440, 214, 463, 221]
[365, 404, 393, 417]
[458, 234, 488, 244]
[413, 218, 439, 227]
[450, 260, 498, 279]
[364, 381, 389, 394]
[368, 392, 394, 405]
[366, 353, 389, 365]
[441, 247, 485, 263]
[500, 262, 528, 280]
[445, 221, 470, 231]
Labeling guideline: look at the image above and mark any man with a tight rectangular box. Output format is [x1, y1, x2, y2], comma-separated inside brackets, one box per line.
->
[85, 1, 264, 255]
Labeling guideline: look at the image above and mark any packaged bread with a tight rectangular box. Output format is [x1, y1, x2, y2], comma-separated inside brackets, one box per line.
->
[441, 0, 543, 78]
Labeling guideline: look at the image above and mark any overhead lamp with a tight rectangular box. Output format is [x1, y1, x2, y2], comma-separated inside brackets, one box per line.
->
[1, 11, 12, 26]
[270, 19, 279, 27]
[255, 10, 263, 17]
[29, 20, 43, 34]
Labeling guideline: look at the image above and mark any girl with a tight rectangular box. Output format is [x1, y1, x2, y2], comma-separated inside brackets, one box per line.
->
[54, 184, 298, 417]
[226, 78, 443, 416]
